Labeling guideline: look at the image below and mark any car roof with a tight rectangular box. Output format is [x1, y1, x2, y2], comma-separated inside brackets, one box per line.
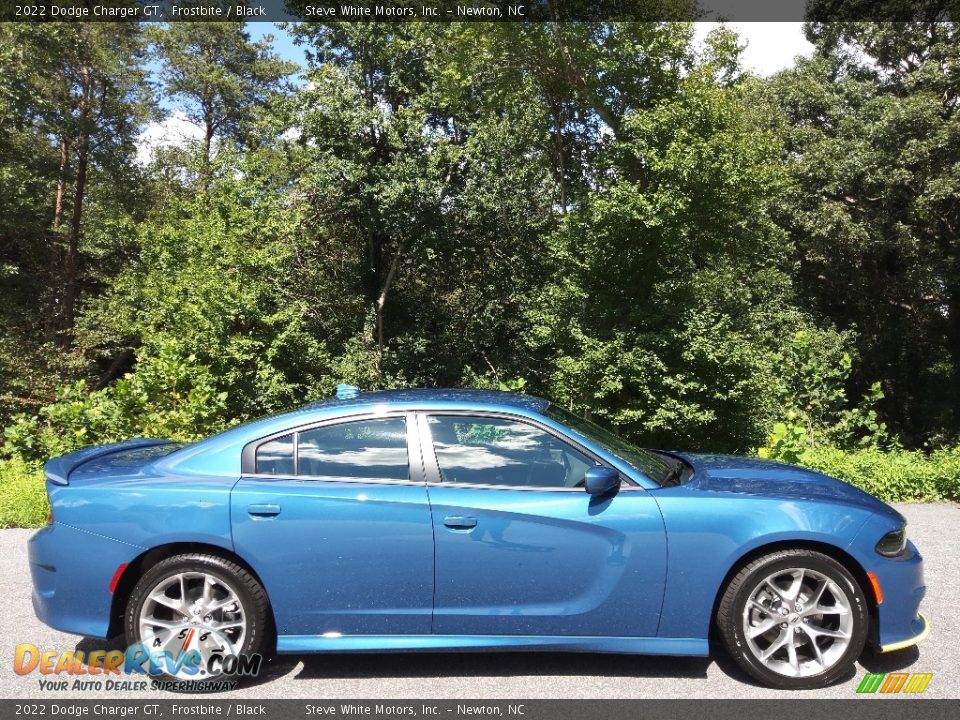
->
[302, 388, 549, 414]
[156, 389, 553, 477]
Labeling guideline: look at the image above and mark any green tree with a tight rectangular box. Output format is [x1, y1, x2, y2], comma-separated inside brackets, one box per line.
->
[288, 23, 558, 385]
[152, 22, 296, 168]
[81, 146, 329, 419]
[769, 22, 960, 445]
[0, 23, 151, 425]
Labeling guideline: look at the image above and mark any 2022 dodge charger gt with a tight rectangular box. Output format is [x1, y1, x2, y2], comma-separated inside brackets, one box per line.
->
[29, 388, 928, 689]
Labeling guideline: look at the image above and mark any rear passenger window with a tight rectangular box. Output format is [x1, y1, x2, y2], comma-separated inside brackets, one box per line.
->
[255, 433, 294, 475]
[298, 418, 408, 481]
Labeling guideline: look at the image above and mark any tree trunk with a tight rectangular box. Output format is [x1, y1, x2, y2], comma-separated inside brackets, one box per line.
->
[61, 136, 87, 341]
[204, 120, 214, 165]
[45, 138, 71, 339]
[60, 65, 92, 343]
[93, 348, 137, 390]
[197, 117, 215, 192]
[53, 138, 70, 228]
[375, 245, 404, 360]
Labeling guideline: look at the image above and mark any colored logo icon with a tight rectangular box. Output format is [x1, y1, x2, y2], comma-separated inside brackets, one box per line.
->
[856, 672, 933, 694]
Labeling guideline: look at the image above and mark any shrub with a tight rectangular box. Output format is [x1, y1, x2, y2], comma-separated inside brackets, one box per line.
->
[2, 344, 231, 463]
[0, 459, 47, 528]
[790, 446, 960, 502]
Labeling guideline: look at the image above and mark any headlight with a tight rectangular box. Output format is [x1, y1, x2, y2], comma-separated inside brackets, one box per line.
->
[876, 525, 907, 557]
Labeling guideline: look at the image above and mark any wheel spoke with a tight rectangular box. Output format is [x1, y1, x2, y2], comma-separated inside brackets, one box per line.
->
[205, 597, 236, 613]
[806, 578, 828, 608]
[215, 620, 244, 630]
[808, 604, 850, 617]
[202, 574, 214, 603]
[804, 623, 849, 639]
[149, 592, 183, 613]
[764, 580, 787, 602]
[142, 618, 182, 629]
[785, 635, 800, 675]
[785, 569, 805, 601]
[803, 627, 826, 669]
[747, 616, 779, 639]
[760, 629, 791, 661]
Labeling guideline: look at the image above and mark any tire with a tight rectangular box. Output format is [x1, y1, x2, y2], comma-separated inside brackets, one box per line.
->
[717, 549, 868, 689]
[124, 553, 269, 688]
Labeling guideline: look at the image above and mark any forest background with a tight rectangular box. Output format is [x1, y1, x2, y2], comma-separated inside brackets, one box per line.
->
[2, 19, 959, 525]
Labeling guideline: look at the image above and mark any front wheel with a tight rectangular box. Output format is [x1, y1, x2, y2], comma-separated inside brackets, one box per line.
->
[124, 553, 269, 687]
[717, 549, 868, 689]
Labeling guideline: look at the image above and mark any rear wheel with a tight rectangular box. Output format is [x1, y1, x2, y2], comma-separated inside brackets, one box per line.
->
[124, 554, 268, 687]
[717, 549, 868, 689]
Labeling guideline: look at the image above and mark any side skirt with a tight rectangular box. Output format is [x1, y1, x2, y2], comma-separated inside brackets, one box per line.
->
[276, 635, 708, 656]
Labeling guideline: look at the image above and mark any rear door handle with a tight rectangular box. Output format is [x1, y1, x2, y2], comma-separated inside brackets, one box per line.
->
[248, 503, 281, 518]
[443, 515, 477, 529]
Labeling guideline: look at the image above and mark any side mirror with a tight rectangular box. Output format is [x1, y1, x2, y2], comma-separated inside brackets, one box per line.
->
[585, 466, 620, 496]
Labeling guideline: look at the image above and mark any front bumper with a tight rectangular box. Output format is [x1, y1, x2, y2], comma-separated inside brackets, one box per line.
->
[848, 510, 928, 653]
[879, 612, 930, 653]
[867, 538, 927, 651]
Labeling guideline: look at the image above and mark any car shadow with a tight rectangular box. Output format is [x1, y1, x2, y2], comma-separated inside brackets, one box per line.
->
[75, 635, 127, 654]
[283, 651, 714, 682]
[73, 637, 878, 690]
[858, 645, 921, 672]
[74, 636, 716, 683]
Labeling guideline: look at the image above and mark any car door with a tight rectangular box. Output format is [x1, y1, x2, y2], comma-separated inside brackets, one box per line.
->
[231, 412, 435, 637]
[419, 412, 667, 638]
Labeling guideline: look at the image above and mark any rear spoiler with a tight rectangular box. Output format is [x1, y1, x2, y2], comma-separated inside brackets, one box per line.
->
[43, 438, 172, 485]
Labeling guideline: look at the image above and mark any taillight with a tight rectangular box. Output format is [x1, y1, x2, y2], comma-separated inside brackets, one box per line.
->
[46, 511, 53, 525]
[109, 563, 128, 593]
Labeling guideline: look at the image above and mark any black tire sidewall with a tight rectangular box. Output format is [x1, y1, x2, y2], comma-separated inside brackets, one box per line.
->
[724, 552, 868, 689]
[124, 554, 267, 686]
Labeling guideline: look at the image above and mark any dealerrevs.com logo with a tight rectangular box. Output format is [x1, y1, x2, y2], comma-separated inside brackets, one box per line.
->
[14, 626, 262, 693]
[856, 672, 934, 694]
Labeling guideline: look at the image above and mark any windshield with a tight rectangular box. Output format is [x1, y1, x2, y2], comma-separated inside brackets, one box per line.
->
[545, 405, 674, 486]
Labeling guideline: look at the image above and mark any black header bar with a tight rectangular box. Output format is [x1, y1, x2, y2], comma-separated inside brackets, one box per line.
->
[0, 700, 956, 720]
[0, 0, 957, 23]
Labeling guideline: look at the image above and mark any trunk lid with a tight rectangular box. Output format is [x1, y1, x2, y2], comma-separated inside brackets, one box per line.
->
[43, 439, 178, 485]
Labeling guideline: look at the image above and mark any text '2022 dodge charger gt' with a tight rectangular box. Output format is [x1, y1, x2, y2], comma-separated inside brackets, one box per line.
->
[29, 388, 927, 689]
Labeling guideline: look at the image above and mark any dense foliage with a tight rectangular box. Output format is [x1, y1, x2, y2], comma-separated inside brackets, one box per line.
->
[1, 21, 959, 524]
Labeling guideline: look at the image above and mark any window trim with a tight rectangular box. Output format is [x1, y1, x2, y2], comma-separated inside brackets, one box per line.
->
[241, 412, 422, 485]
[415, 410, 637, 492]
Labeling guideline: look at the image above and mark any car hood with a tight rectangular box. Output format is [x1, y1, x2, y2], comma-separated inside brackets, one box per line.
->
[671, 452, 903, 522]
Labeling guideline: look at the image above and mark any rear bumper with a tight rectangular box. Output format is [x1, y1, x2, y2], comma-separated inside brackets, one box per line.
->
[29, 523, 144, 638]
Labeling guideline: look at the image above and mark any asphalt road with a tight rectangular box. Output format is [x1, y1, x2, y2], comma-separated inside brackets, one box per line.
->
[0, 503, 956, 700]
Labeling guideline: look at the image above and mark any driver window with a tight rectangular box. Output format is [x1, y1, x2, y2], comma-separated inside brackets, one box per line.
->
[428, 416, 592, 488]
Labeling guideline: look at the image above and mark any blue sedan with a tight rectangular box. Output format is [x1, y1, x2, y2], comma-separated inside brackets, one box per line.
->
[29, 388, 927, 689]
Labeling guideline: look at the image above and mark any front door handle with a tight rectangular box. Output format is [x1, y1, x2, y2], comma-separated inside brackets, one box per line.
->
[248, 503, 281, 518]
[443, 515, 477, 529]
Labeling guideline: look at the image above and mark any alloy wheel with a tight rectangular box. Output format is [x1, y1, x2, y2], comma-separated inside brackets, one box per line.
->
[741, 567, 853, 678]
[137, 571, 247, 678]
